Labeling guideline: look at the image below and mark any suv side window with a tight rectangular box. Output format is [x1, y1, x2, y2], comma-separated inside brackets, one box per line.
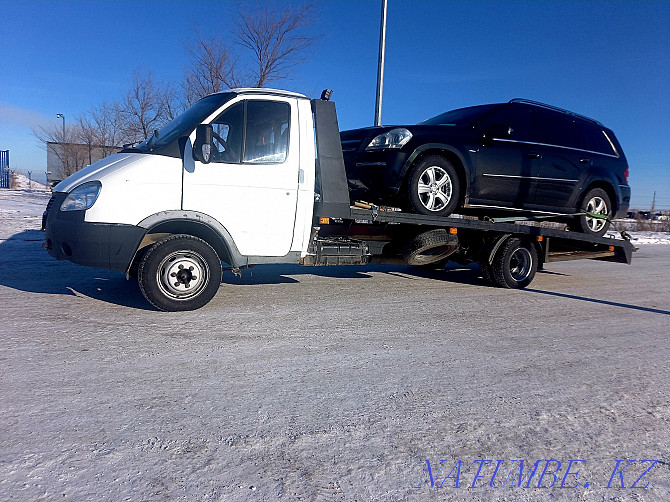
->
[480, 103, 533, 141]
[532, 110, 584, 150]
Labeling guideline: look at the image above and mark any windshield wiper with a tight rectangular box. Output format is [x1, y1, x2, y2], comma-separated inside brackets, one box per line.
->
[122, 140, 142, 149]
[146, 129, 160, 151]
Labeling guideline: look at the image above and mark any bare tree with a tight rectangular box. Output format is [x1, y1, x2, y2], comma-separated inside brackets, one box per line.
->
[183, 1, 317, 102]
[159, 82, 183, 121]
[77, 115, 97, 166]
[236, 1, 317, 87]
[87, 102, 126, 156]
[184, 35, 241, 105]
[33, 122, 89, 179]
[118, 70, 170, 143]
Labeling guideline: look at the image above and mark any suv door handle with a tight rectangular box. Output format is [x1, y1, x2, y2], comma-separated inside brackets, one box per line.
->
[527, 152, 541, 159]
[579, 158, 592, 165]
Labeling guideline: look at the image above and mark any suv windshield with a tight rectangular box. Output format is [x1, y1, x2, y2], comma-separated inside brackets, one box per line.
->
[129, 93, 236, 153]
[419, 104, 500, 126]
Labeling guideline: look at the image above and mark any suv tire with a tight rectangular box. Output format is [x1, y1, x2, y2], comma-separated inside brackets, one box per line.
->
[407, 156, 460, 217]
[576, 188, 612, 237]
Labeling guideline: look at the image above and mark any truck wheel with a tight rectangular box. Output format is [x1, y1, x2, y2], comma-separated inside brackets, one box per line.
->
[575, 188, 611, 236]
[490, 237, 537, 289]
[138, 234, 222, 311]
[407, 156, 460, 216]
[404, 229, 459, 266]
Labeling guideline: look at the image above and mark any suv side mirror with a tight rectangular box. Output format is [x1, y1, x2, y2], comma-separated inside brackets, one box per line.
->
[193, 124, 213, 164]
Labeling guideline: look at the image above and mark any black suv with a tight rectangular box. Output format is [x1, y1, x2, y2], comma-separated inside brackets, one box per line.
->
[340, 99, 630, 236]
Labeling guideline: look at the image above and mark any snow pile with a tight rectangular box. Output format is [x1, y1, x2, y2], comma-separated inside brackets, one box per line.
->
[8, 172, 48, 191]
[608, 231, 670, 245]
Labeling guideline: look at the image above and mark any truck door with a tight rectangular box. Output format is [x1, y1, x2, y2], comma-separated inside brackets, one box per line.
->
[182, 97, 300, 257]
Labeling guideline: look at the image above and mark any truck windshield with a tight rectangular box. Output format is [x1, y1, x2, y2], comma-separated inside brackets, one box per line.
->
[419, 104, 499, 126]
[131, 93, 236, 152]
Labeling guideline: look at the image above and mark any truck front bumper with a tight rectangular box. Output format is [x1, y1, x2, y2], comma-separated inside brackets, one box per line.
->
[43, 192, 145, 272]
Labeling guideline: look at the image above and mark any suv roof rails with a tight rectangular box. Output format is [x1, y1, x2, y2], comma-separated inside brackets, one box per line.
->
[509, 98, 603, 126]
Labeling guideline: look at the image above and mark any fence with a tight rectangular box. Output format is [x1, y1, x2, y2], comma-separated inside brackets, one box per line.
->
[0, 150, 9, 189]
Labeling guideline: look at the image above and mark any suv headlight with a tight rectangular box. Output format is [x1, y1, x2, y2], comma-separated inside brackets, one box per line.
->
[365, 128, 413, 151]
[60, 181, 102, 211]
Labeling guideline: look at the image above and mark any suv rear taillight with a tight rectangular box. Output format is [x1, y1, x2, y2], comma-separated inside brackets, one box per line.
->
[624, 166, 629, 184]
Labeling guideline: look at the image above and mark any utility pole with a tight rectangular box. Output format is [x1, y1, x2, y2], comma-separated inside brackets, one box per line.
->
[374, 0, 388, 126]
[651, 191, 656, 213]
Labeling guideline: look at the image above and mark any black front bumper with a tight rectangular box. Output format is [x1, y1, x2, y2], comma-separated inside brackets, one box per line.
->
[43, 192, 146, 272]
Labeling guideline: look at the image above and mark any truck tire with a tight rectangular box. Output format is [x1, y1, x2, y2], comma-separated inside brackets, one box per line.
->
[138, 234, 222, 311]
[407, 156, 460, 216]
[404, 229, 459, 266]
[575, 188, 612, 236]
[490, 237, 537, 289]
[479, 261, 496, 285]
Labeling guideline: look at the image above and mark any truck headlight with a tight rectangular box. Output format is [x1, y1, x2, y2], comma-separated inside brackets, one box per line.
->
[365, 128, 413, 151]
[60, 181, 102, 211]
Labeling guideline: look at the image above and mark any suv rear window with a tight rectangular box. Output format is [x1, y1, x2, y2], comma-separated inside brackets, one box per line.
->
[581, 123, 618, 156]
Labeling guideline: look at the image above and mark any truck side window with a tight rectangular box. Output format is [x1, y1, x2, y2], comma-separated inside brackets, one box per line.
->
[243, 100, 290, 164]
[210, 102, 244, 163]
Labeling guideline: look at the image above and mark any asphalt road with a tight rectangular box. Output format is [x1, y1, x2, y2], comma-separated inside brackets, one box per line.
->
[1, 203, 668, 501]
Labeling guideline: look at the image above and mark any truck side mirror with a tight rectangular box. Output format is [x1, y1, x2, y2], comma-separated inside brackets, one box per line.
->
[193, 124, 213, 164]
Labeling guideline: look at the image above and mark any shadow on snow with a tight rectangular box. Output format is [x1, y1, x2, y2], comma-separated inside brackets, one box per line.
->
[1, 229, 668, 315]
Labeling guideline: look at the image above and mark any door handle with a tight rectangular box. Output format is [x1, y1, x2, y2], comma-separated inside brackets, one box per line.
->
[579, 158, 592, 165]
[527, 152, 541, 159]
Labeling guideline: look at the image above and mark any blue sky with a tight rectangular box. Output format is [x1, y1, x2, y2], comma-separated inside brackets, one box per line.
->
[1, 0, 668, 209]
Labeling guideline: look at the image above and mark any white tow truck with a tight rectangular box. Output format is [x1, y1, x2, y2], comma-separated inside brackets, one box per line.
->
[43, 88, 634, 311]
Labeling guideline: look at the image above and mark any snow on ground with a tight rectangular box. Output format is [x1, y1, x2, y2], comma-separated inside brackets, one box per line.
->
[1, 188, 669, 501]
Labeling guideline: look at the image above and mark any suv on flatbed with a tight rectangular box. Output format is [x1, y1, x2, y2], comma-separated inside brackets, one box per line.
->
[340, 99, 630, 236]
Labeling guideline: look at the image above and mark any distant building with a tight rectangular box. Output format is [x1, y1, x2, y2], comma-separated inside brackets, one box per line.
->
[47, 142, 122, 184]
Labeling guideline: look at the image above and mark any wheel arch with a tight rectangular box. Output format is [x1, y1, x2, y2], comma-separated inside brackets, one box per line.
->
[401, 144, 470, 206]
[580, 180, 618, 214]
[129, 211, 247, 273]
[485, 233, 545, 268]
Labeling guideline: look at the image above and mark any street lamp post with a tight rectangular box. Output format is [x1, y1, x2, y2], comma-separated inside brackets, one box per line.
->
[374, 0, 388, 127]
[56, 113, 66, 178]
[56, 113, 65, 140]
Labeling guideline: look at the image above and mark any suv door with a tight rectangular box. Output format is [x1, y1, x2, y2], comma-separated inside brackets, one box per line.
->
[182, 97, 299, 257]
[473, 103, 539, 207]
[531, 110, 586, 210]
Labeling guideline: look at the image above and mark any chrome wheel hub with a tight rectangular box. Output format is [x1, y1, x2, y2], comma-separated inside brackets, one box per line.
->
[158, 252, 208, 299]
[586, 196, 608, 233]
[417, 166, 453, 211]
[509, 248, 532, 282]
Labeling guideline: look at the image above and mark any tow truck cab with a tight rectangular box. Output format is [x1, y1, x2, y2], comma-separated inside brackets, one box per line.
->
[44, 88, 326, 274]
